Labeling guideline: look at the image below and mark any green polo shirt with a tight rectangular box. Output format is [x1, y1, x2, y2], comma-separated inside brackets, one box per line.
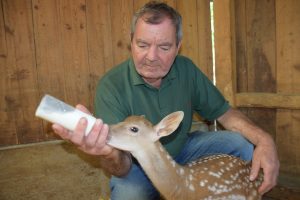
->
[95, 55, 230, 157]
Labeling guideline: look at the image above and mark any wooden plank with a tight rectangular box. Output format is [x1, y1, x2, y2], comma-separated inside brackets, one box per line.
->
[32, 0, 65, 99]
[133, 0, 151, 11]
[133, 0, 176, 12]
[245, 0, 276, 93]
[276, 0, 300, 175]
[2, 0, 43, 144]
[213, 0, 236, 105]
[165, 0, 176, 8]
[32, 0, 65, 139]
[110, 0, 133, 66]
[59, 0, 91, 107]
[0, 0, 18, 146]
[196, 0, 213, 79]
[236, 93, 300, 109]
[216, 0, 277, 139]
[234, 0, 251, 130]
[238, 0, 277, 139]
[276, 0, 300, 94]
[234, 0, 248, 93]
[86, 0, 113, 112]
[177, 0, 199, 68]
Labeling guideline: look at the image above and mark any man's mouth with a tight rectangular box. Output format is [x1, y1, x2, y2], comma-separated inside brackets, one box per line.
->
[143, 63, 160, 68]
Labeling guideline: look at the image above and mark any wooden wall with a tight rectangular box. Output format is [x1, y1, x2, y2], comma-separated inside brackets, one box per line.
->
[0, 0, 212, 145]
[214, 0, 300, 178]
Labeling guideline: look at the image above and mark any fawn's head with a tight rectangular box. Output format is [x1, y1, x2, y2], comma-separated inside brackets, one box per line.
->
[107, 111, 184, 151]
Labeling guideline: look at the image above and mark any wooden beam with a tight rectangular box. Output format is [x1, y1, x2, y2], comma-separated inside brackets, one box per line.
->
[196, 0, 213, 79]
[214, 0, 236, 106]
[236, 93, 300, 109]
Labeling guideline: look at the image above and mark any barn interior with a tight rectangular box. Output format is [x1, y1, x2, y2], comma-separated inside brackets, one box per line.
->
[0, 0, 299, 199]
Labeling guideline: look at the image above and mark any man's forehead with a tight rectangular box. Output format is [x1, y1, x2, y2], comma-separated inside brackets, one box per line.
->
[141, 12, 168, 24]
[135, 17, 175, 34]
[133, 17, 176, 42]
[139, 14, 172, 24]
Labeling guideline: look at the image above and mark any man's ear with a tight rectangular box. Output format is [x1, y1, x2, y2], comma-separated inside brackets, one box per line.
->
[153, 111, 184, 141]
[130, 32, 135, 43]
[176, 40, 182, 54]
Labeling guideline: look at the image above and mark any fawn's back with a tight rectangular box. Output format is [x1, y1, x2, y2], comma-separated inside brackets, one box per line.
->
[182, 154, 263, 199]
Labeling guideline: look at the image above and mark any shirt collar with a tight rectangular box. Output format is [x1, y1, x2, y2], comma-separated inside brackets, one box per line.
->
[129, 58, 145, 85]
[129, 57, 178, 87]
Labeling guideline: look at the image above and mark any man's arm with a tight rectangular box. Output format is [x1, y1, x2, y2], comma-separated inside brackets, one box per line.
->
[217, 107, 279, 194]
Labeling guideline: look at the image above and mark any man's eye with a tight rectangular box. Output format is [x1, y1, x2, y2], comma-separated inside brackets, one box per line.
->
[137, 43, 148, 48]
[160, 46, 170, 51]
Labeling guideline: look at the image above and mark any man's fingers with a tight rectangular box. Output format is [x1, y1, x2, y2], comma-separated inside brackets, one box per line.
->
[258, 171, 275, 194]
[258, 164, 278, 194]
[76, 104, 91, 114]
[84, 119, 103, 147]
[96, 123, 109, 144]
[52, 115, 112, 156]
[52, 124, 70, 139]
[70, 118, 87, 145]
[258, 181, 272, 194]
[250, 158, 261, 181]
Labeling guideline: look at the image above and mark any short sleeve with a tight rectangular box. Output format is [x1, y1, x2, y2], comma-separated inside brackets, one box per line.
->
[190, 62, 230, 121]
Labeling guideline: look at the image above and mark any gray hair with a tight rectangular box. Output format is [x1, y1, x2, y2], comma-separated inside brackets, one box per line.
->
[131, 1, 183, 46]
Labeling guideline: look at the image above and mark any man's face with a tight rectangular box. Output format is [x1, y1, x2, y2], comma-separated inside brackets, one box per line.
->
[131, 17, 181, 87]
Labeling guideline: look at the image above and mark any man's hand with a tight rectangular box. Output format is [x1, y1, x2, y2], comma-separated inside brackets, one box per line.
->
[52, 104, 113, 156]
[250, 136, 280, 194]
[218, 108, 280, 194]
[51, 104, 132, 177]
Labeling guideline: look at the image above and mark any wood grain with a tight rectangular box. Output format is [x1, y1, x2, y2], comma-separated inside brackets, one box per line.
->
[1, 0, 42, 145]
[276, 0, 300, 175]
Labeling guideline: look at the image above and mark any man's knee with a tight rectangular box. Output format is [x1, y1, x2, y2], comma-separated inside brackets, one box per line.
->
[110, 179, 152, 200]
[110, 164, 160, 200]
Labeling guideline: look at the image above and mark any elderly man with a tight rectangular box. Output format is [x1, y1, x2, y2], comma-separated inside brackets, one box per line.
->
[53, 1, 279, 199]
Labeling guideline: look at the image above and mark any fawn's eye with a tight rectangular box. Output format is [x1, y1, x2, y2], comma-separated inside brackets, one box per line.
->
[130, 126, 139, 133]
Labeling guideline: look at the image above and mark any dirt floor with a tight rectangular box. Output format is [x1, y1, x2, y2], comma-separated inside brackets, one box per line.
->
[0, 141, 299, 200]
[0, 141, 110, 200]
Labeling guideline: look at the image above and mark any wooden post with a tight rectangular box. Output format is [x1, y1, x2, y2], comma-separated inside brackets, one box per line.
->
[213, 0, 236, 106]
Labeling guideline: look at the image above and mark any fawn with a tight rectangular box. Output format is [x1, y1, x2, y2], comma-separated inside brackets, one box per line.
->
[107, 111, 263, 200]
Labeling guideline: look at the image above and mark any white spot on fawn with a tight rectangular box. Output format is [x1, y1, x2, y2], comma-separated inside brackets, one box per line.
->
[179, 168, 185, 175]
[200, 181, 206, 187]
[171, 160, 176, 167]
[209, 171, 221, 178]
[189, 184, 195, 191]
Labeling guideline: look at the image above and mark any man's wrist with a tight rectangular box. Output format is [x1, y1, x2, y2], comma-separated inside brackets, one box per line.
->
[99, 149, 132, 176]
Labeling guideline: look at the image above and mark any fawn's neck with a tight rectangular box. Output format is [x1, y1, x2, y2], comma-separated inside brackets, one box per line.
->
[131, 141, 192, 199]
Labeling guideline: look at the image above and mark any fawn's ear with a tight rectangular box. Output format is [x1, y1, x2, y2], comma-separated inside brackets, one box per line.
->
[153, 111, 184, 141]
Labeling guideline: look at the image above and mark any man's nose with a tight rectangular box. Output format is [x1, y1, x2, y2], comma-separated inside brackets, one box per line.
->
[146, 46, 158, 61]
